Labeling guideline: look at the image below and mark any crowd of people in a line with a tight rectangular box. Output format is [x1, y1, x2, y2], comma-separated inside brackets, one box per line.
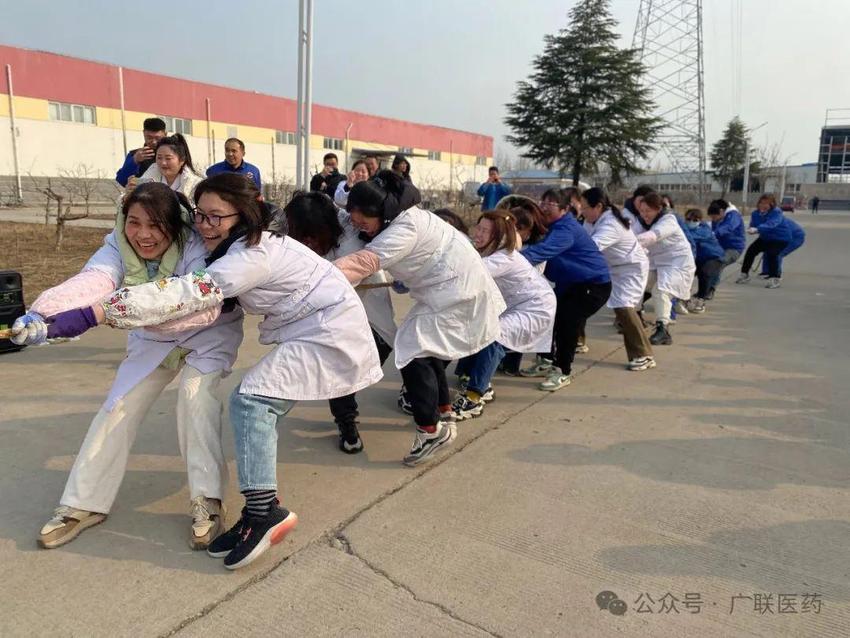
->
[8, 120, 805, 571]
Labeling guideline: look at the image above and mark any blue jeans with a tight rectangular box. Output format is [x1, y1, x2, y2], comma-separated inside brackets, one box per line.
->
[455, 342, 505, 394]
[710, 248, 742, 290]
[229, 388, 296, 492]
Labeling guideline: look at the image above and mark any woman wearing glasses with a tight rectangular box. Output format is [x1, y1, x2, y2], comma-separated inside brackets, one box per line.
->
[41, 174, 382, 570]
[12, 183, 244, 552]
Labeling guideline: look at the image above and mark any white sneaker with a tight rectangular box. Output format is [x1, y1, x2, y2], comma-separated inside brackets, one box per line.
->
[519, 356, 553, 377]
[403, 421, 457, 466]
[38, 506, 107, 549]
[190, 496, 226, 550]
[575, 344, 590, 354]
[628, 356, 657, 371]
[735, 273, 750, 284]
[765, 277, 781, 289]
[674, 301, 690, 315]
[539, 369, 571, 392]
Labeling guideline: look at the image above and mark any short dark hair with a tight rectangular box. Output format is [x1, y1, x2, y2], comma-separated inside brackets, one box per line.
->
[433, 208, 469, 235]
[156, 133, 195, 174]
[541, 188, 567, 209]
[194, 173, 265, 247]
[323, 153, 338, 163]
[707, 199, 729, 216]
[632, 184, 654, 199]
[225, 137, 245, 152]
[642, 191, 664, 211]
[122, 182, 191, 252]
[143, 117, 167, 132]
[488, 166, 499, 173]
[284, 191, 343, 256]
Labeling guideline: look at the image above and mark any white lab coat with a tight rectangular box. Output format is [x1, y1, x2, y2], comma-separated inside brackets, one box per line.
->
[639, 214, 696, 300]
[86, 231, 244, 411]
[584, 210, 649, 308]
[324, 211, 397, 345]
[138, 164, 203, 199]
[333, 180, 352, 208]
[364, 207, 506, 369]
[483, 249, 555, 353]
[103, 233, 383, 401]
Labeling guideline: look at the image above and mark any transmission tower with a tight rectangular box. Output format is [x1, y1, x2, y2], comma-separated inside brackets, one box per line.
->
[633, 0, 706, 195]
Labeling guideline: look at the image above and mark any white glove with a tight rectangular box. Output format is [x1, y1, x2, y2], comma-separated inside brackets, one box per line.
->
[747, 227, 758, 235]
[636, 231, 658, 248]
[10, 311, 48, 345]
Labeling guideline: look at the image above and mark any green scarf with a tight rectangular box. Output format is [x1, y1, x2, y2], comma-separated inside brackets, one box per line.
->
[115, 204, 193, 369]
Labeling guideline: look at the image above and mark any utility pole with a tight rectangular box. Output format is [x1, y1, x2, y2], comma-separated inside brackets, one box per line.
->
[295, 0, 314, 189]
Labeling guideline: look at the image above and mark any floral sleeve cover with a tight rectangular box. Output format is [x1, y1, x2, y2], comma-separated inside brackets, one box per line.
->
[101, 270, 224, 329]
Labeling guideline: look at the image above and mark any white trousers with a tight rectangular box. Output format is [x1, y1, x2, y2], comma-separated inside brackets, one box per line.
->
[646, 271, 674, 325]
[61, 365, 228, 514]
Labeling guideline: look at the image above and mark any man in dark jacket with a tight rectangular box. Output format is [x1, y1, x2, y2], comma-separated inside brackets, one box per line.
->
[310, 153, 345, 195]
[115, 117, 167, 187]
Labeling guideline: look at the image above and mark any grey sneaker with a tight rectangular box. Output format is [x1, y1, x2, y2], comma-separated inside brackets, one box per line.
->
[38, 506, 107, 549]
[519, 356, 553, 377]
[628, 356, 657, 371]
[674, 300, 690, 315]
[575, 343, 590, 354]
[190, 496, 226, 550]
[735, 273, 750, 284]
[765, 277, 781, 289]
[539, 368, 571, 392]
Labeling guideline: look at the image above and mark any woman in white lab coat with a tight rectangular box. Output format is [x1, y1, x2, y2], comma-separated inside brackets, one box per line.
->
[11, 183, 243, 552]
[285, 192, 397, 453]
[45, 174, 383, 571]
[634, 191, 696, 346]
[333, 171, 506, 466]
[452, 210, 556, 420]
[579, 187, 655, 371]
[134, 134, 203, 199]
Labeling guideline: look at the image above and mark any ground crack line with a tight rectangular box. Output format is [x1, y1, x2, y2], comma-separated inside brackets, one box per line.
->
[331, 533, 503, 638]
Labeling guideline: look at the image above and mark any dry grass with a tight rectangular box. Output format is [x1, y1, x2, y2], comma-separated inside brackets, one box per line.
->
[0, 222, 108, 304]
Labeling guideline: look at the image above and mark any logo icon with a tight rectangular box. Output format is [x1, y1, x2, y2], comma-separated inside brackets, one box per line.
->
[596, 591, 628, 616]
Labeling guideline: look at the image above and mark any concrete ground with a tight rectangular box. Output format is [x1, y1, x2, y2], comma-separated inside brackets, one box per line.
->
[1, 211, 848, 637]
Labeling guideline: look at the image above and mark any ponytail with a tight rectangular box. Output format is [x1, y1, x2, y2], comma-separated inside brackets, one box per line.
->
[156, 133, 196, 175]
[582, 187, 630, 229]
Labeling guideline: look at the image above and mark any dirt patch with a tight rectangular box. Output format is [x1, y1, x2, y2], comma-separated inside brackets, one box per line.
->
[0, 222, 109, 304]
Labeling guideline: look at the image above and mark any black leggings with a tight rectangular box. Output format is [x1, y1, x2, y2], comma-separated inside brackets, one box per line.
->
[741, 238, 788, 278]
[328, 330, 393, 425]
[552, 281, 611, 375]
[696, 259, 723, 298]
[400, 357, 451, 427]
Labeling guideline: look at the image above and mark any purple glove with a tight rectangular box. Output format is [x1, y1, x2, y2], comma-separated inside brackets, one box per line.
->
[46, 307, 99, 339]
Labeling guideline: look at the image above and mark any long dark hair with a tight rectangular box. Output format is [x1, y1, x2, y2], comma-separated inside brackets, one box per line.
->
[510, 205, 547, 244]
[284, 191, 344, 255]
[193, 173, 265, 246]
[156, 133, 196, 174]
[122, 181, 191, 252]
[582, 187, 630, 229]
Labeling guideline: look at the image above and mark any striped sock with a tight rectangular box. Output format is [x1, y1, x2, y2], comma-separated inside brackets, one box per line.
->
[243, 489, 277, 518]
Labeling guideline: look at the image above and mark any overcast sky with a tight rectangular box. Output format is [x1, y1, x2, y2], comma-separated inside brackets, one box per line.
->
[2, 0, 849, 169]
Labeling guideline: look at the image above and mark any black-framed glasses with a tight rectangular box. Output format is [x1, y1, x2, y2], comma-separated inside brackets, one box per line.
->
[192, 208, 239, 227]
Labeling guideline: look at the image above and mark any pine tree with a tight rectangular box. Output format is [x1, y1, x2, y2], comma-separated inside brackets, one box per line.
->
[504, 0, 661, 186]
[710, 117, 749, 196]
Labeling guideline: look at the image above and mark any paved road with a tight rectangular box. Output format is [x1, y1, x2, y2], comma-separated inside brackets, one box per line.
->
[1, 213, 848, 637]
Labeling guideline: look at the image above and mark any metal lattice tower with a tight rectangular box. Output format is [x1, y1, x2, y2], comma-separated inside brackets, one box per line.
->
[633, 0, 706, 194]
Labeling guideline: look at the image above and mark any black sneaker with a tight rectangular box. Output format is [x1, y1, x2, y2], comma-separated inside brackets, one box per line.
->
[397, 385, 413, 415]
[452, 394, 484, 421]
[207, 507, 249, 558]
[649, 321, 673, 346]
[337, 419, 363, 454]
[704, 288, 715, 301]
[222, 505, 299, 570]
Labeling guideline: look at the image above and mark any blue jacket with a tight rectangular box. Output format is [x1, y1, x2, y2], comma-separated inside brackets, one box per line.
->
[750, 207, 791, 242]
[477, 181, 512, 210]
[206, 160, 262, 190]
[115, 150, 155, 187]
[674, 213, 697, 257]
[711, 207, 745, 251]
[689, 222, 725, 263]
[781, 217, 806, 255]
[520, 214, 610, 291]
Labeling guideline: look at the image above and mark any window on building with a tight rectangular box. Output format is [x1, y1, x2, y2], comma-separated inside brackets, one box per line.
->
[276, 130, 296, 145]
[398, 146, 413, 155]
[323, 137, 344, 150]
[48, 101, 96, 125]
[427, 150, 442, 161]
[159, 115, 193, 136]
[475, 156, 487, 166]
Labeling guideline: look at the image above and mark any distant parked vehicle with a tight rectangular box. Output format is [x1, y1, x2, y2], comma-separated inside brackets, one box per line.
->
[780, 196, 796, 213]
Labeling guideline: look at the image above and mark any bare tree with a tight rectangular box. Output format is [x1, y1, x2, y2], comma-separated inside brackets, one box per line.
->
[26, 171, 61, 225]
[751, 140, 784, 196]
[59, 164, 99, 217]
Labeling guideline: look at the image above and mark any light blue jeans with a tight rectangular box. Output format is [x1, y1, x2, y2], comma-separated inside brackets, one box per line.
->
[229, 388, 296, 492]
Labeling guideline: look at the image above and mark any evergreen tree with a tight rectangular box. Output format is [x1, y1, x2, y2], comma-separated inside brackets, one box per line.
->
[504, 0, 661, 185]
[710, 117, 749, 196]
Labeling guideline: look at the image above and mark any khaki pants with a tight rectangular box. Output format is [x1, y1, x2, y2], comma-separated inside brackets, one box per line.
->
[61, 365, 227, 514]
[614, 307, 653, 360]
